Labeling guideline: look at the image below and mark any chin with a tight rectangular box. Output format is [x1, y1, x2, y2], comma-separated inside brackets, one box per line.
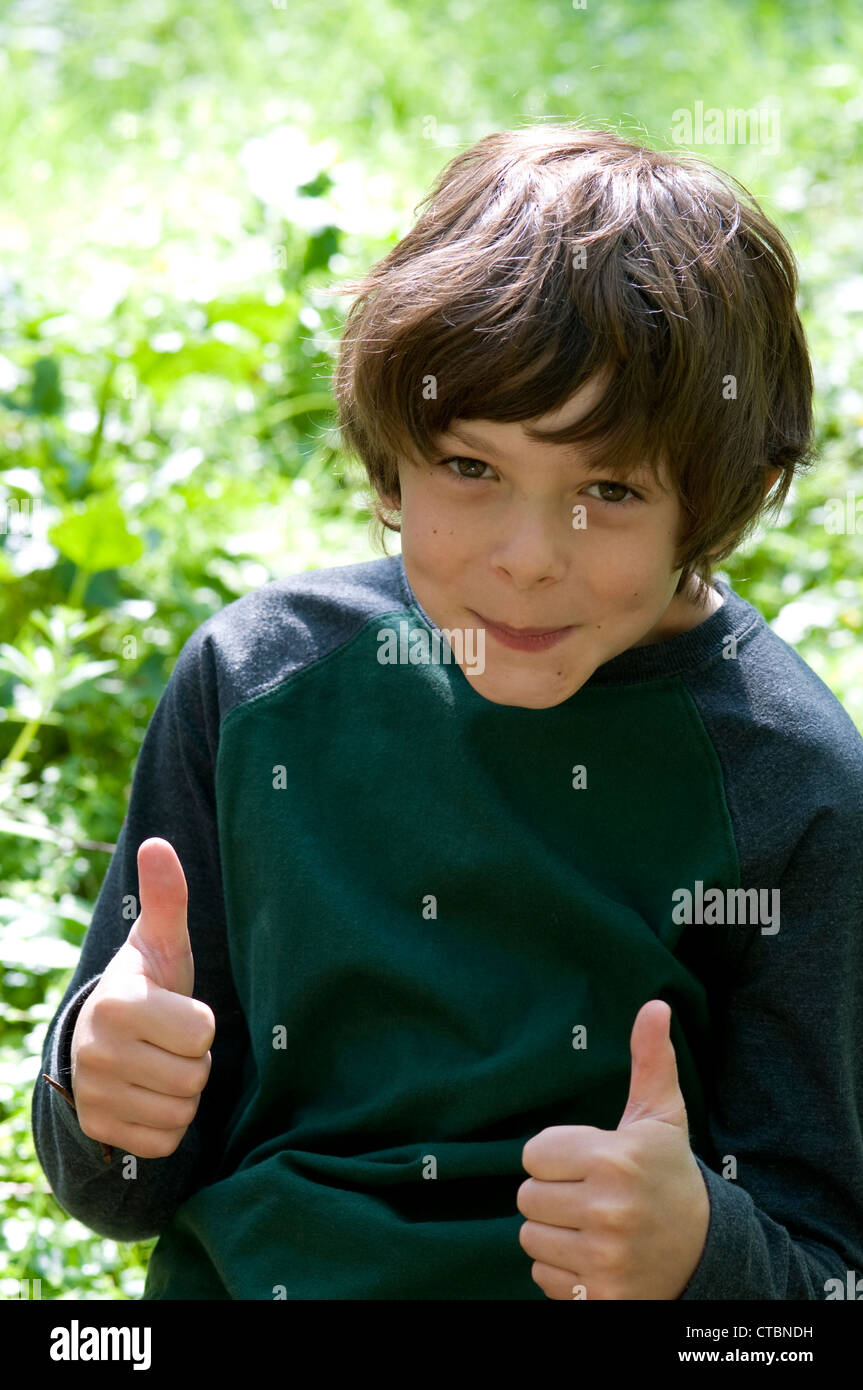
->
[463, 671, 583, 709]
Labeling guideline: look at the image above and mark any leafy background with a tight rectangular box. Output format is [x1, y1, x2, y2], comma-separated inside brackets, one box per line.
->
[1, 0, 861, 1299]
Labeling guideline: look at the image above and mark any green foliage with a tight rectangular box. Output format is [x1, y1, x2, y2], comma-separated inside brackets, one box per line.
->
[1, 0, 861, 1301]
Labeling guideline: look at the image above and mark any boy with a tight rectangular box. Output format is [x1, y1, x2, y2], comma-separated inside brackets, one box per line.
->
[33, 124, 863, 1300]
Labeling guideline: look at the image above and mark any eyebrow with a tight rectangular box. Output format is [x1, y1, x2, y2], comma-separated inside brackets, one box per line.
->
[447, 424, 501, 452]
[443, 424, 666, 492]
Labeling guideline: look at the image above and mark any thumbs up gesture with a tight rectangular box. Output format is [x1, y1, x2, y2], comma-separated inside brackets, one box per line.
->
[69, 838, 216, 1160]
[516, 1000, 710, 1299]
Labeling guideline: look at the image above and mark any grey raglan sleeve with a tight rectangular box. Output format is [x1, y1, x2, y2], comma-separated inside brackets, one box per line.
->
[31, 620, 251, 1243]
[677, 738, 863, 1299]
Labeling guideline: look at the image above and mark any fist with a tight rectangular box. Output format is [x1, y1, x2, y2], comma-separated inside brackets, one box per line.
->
[70, 837, 215, 1160]
[516, 1000, 710, 1299]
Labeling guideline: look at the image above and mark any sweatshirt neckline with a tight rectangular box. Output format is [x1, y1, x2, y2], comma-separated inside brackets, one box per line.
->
[394, 552, 764, 689]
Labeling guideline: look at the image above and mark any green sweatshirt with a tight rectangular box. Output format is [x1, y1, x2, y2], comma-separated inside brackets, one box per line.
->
[33, 555, 863, 1299]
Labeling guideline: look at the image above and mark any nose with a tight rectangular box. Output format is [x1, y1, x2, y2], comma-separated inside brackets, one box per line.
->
[488, 502, 570, 590]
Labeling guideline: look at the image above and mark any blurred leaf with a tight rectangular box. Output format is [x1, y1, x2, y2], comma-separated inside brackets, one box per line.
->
[302, 226, 341, 274]
[57, 659, 119, 693]
[0, 645, 38, 683]
[204, 292, 299, 340]
[48, 496, 145, 572]
[29, 358, 63, 417]
[131, 338, 263, 401]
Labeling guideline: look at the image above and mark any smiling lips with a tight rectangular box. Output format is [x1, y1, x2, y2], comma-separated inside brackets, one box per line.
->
[473, 611, 575, 652]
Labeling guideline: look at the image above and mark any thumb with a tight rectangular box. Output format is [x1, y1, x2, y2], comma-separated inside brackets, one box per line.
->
[616, 999, 689, 1133]
[126, 837, 194, 997]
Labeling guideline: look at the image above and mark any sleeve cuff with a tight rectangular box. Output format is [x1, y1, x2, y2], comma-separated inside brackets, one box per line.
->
[678, 1155, 773, 1300]
[44, 974, 115, 1165]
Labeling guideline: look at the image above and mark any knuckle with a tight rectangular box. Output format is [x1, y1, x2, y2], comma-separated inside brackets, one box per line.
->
[136, 1132, 175, 1159]
[77, 1111, 111, 1146]
[515, 1177, 535, 1217]
[156, 1091, 199, 1128]
[175, 1094, 200, 1126]
[187, 1006, 215, 1055]
[191, 1059, 211, 1095]
[72, 1038, 99, 1072]
[173, 1070, 202, 1101]
[72, 1052, 111, 1092]
[597, 1199, 633, 1233]
[140, 1094, 189, 1131]
[90, 989, 130, 1030]
[136, 1129, 181, 1159]
[154, 1129, 185, 1158]
[518, 1220, 536, 1253]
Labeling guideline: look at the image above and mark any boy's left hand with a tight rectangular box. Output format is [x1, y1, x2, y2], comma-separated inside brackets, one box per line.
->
[517, 999, 710, 1300]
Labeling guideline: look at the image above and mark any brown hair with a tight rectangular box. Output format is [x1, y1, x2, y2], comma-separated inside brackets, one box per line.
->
[330, 122, 816, 595]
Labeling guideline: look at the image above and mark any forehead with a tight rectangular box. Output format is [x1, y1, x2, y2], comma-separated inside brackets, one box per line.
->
[527, 370, 612, 431]
[446, 371, 611, 448]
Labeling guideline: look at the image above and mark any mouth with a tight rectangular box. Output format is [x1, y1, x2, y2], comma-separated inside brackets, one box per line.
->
[471, 610, 575, 652]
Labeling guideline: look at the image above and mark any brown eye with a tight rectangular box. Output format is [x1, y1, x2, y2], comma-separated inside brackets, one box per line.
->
[441, 456, 492, 480]
[598, 482, 628, 502]
[586, 481, 640, 504]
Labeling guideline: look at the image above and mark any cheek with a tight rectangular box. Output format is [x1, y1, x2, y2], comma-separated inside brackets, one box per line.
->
[583, 538, 665, 593]
[403, 514, 450, 565]
[400, 517, 462, 601]
[401, 494, 469, 567]
[577, 535, 679, 615]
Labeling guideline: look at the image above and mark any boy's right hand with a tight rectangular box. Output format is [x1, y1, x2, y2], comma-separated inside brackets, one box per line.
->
[70, 837, 216, 1159]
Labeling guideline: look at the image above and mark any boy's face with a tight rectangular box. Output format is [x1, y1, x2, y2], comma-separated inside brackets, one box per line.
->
[392, 371, 720, 709]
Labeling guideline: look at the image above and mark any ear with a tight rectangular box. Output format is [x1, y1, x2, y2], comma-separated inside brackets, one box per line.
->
[378, 465, 403, 515]
[764, 465, 782, 497]
[703, 466, 784, 560]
